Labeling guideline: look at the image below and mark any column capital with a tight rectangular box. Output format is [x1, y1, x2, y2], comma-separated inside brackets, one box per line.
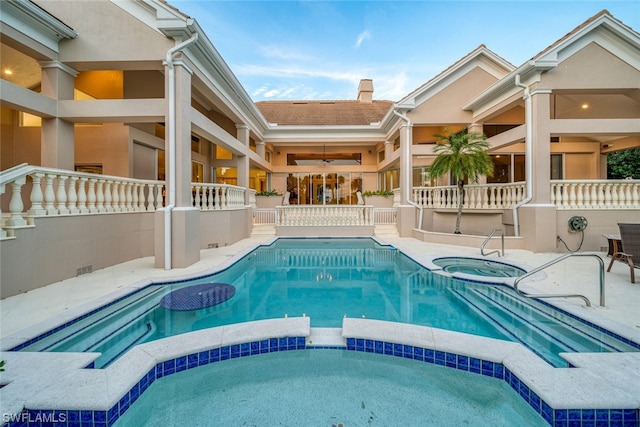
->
[235, 124, 249, 130]
[163, 59, 194, 75]
[38, 60, 78, 77]
[255, 140, 265, 146]
[531, 88, 552, 96]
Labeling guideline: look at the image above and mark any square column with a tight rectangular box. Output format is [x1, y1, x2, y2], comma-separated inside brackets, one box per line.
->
[155, 56, 199, 268]
[39, 61, 77, 169]
[530, 89, 553, 204]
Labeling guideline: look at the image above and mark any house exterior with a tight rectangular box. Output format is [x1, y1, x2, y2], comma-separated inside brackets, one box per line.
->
[1, 1, 638, 297]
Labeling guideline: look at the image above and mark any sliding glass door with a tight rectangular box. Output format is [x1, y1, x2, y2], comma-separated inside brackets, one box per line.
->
[286, 172, 362, 205]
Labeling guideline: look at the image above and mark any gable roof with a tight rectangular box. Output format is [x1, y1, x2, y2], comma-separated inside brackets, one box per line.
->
[256, 100, 394, 126]
[465, 10, 640, 112]
[396, 44, 514, 110]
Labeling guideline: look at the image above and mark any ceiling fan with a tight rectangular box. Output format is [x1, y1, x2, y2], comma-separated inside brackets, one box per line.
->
[322, 145, 333, 163]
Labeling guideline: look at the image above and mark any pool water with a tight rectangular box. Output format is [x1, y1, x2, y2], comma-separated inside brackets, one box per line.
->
[433, 257, 527, 277]
[114, 349, 547, 427]
[16, 238, 637, 368]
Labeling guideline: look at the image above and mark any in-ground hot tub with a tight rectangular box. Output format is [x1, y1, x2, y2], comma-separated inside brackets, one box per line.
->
[433, 257, 526, 278]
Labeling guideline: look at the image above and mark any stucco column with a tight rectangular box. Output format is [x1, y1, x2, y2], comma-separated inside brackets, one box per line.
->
[384, 140, 394, 159]
[468, 122, 483, 135]
[39, 61, 77, 169]
[397, 117, 416, 237]
[155, 56, 199, 268]
[519, 88, 557, 252]
[529, 89, 553, 204]
[256, 141, 266, 159]
[235, 124, 250, 202]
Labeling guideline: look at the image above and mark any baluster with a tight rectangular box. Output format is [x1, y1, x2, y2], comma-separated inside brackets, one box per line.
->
[596, 183, 605, 209]
[125, 182, 133, 211]
[77, 177, 89, 214]
[467, 187, 475, 208]
[214, 187, 221, 209]
[104, 181, 113, 212]
[610, 182, 620, 208]
[44, 174, 57, 215]
[111, 182, 120, 212]
[583, 183, 591, 209]
[118, 181, 126, 211]
[576, 183, 584, 208]
[568, 183, 576, 209]
[95, 180, 104, 212]
[87, 179, 97, 213]
[560, 183, 569, 208]
[220, 187, 227, 209]
[132, 183, 139, 211]
[604, 184, 612, 209]
[6, 177, 27, 226]
[147, 184, 157, 211]
[28, 173, 46, 216]
[55, 175, 69, 215]
[137, 183, 146, 211]
[589, 183, 597, 209]
[632, 182, 639, 209]
[67, 176, 79, 214]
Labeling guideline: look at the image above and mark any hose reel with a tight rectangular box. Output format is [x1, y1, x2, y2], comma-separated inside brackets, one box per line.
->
[568, 216, 588, 232]
[558, 216, 588, 252]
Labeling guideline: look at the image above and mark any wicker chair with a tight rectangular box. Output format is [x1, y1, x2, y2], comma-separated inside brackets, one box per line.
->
[607, 223, 640, 283]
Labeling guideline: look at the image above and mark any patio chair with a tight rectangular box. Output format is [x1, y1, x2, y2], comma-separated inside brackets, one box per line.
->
[606, 223, 640, 283]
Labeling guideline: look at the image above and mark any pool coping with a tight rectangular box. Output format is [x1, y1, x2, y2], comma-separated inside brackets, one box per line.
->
[1, 237, 639, 426]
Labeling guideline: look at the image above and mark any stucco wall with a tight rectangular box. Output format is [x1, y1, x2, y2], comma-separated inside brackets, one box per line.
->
[0, 213, 155, 298]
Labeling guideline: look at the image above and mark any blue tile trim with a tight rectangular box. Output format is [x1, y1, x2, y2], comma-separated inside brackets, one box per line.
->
[8, 336, 306, 427]
[341, 338, 639, 427]
[7, 338, 639, 427]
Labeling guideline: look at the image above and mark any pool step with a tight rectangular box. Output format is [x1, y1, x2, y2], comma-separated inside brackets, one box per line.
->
[374, 224, 399, 238]
[250, 224, 276, 238]
[448, 285, 633, 365]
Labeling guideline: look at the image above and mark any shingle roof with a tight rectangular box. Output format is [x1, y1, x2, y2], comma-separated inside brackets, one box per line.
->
[255, 100, 394, 126]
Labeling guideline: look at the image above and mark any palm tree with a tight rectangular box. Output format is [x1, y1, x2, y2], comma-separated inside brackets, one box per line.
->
[429, 129, 494, 234]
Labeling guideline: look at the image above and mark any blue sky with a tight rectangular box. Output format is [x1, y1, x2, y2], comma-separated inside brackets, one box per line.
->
[173, 1, 640, 102]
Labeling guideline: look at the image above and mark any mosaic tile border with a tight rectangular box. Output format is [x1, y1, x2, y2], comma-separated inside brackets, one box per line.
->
[5, 337, 638, 427]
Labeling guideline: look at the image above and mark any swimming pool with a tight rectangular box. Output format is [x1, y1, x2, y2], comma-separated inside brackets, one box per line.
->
[114, 349, 547, 426]
[11, 238, 637, 369]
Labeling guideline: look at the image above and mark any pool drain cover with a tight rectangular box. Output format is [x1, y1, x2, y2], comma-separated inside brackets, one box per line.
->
[160, 283, 235, 311]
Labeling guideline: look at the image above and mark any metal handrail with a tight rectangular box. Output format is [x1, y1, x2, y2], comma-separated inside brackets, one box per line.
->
[481, 229, 504, 257]
[513, 253, 605, 307]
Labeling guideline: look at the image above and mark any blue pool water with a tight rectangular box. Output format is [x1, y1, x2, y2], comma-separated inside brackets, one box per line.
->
[114, 349, 547, 427]
[15, 238, 638, 368]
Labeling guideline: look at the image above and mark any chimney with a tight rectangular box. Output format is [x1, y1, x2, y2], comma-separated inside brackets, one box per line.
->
[357, 79, 373, 103]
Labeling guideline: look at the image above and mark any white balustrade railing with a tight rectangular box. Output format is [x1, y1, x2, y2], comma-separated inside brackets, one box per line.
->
[0, 165, 247, 236]
[253, 208, 276, 225]
[413, 182, 526, 209]
[191, 183, 246, 210]
[373, 208, 397, 224]
[275, 205, 374, 226]
[551, 180, 640, 209]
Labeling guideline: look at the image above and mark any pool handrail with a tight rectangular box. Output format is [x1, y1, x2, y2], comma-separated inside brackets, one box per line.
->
[481, 229, 504, 257]
[513, 253, 605, 307]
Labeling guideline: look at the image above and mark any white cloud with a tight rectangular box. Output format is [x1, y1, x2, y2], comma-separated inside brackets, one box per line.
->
[355, 30, 371, 48]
